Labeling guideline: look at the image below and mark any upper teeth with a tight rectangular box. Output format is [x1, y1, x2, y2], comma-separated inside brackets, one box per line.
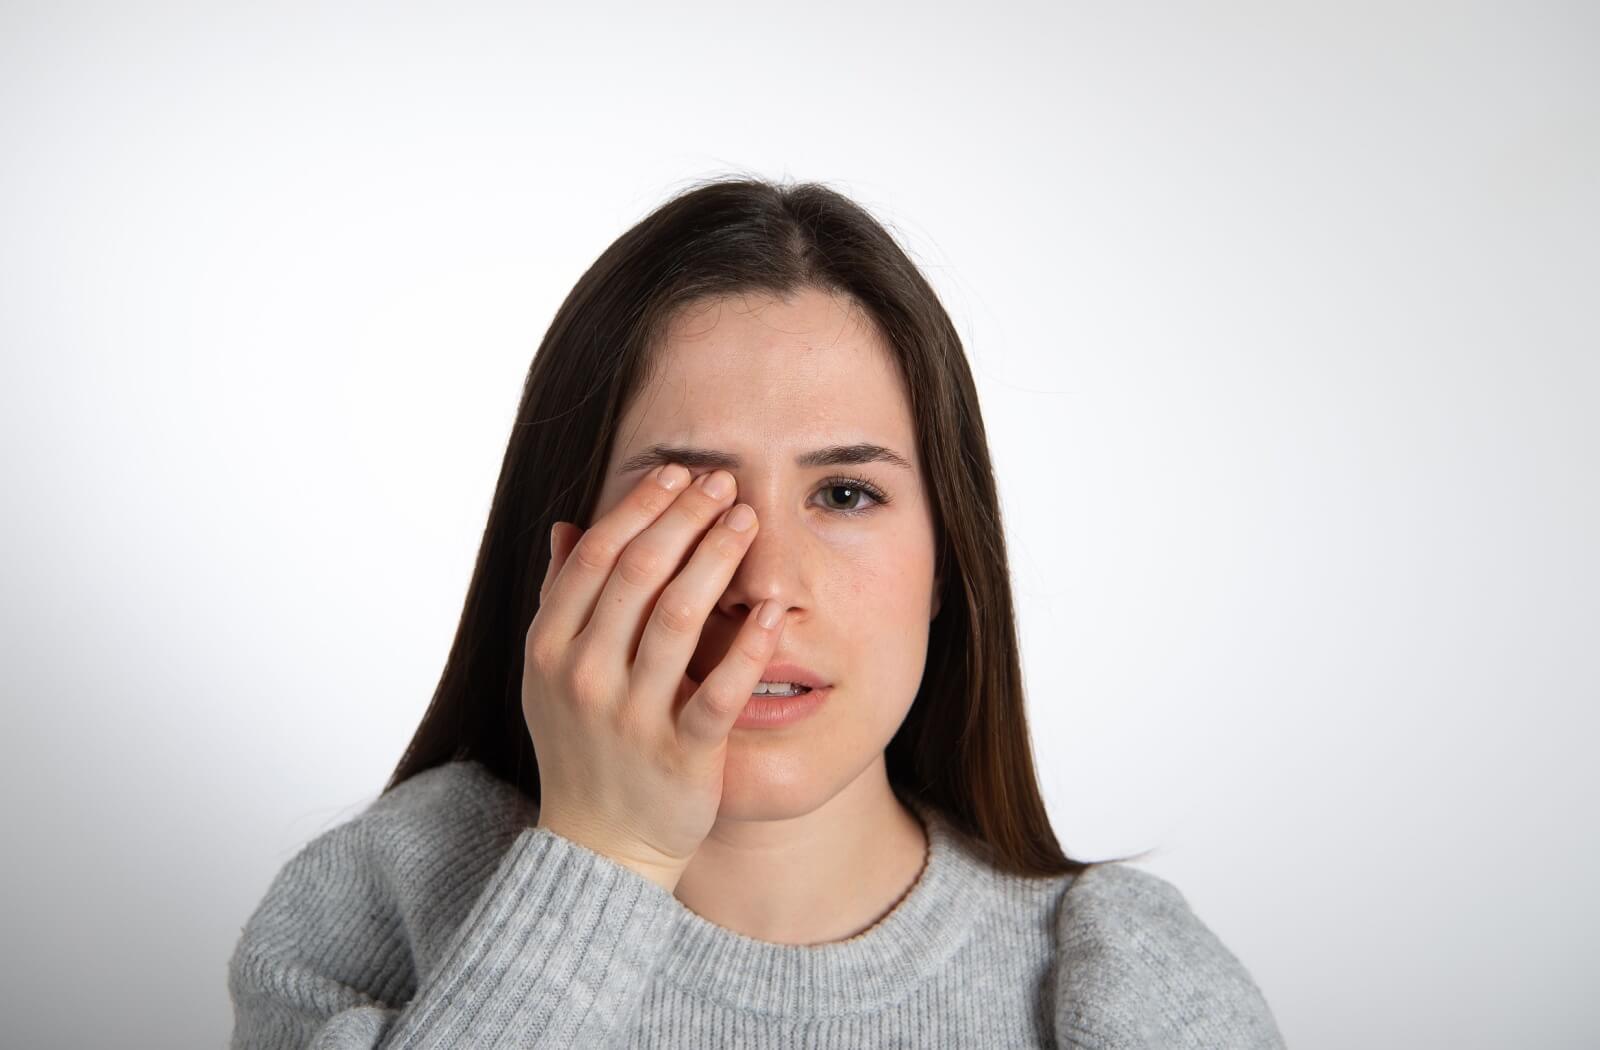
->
[753, 681, 809, 695]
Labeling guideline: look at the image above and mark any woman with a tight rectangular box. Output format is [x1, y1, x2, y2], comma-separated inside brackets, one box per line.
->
[228, 176, 1286, 1048]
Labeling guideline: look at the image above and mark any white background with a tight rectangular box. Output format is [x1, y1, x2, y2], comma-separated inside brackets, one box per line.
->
[2, 3, 1594, 1047]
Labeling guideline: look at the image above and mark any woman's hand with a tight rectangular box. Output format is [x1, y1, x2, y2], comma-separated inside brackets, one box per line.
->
[523, 464, 786, 893]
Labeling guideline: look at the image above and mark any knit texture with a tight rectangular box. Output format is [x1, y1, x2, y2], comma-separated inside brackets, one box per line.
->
[228, 760, 1285, 1048]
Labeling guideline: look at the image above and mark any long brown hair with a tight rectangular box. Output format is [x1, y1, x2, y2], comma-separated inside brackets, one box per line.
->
[384, 175, 1141, 877]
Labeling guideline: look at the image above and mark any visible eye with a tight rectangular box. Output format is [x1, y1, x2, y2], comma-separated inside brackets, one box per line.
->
[815, 475, 891, 517]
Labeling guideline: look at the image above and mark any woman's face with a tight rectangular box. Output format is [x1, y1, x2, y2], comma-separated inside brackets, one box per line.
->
[590, 286, 942, 821]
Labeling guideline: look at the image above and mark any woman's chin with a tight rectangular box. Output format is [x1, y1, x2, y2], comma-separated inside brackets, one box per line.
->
[714, 777, 823, 822]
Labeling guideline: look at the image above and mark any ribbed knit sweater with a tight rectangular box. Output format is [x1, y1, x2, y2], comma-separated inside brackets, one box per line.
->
[227, 759, 1285, 1048]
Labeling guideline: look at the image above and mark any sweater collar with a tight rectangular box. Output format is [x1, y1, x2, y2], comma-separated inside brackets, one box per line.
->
[653, 796, 992, 1016]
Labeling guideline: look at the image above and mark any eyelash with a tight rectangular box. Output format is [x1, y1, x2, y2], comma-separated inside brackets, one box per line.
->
[675, 467, 896, 515]
[814, 475, 891, 517]
[681, 471, 891, 517]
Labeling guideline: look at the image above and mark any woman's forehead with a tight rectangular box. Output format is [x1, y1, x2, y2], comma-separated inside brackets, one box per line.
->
[624, 291, 915, 445]
[654, 290, 895, 378]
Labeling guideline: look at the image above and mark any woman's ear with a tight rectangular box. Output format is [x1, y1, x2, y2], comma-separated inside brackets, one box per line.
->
[929, 573, 943, 621]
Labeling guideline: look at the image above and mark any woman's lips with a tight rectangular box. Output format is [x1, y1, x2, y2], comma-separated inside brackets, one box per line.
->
[732, 685, 832, 729]
[685, 661, 832, 692]
[680, 665, 834, 728]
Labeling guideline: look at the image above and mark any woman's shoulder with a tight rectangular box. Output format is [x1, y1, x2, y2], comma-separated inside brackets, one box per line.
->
[1053, 860, 1249, 972]
[1058, 859, 1193, 920]
[330, 760, 534, 903]
[282, 759, 529, 869]
[230, 760, 530, 998]
[364, 758, 531, 834]
[1049, 861, 1286, 1047]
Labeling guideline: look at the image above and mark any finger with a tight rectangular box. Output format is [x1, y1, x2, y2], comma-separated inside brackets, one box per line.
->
[580, 468, 739, 666]
[538, 521, 575, 606]
[554, 522, 581, 580]
[677, 599, 787, 747]
[536, 464, 693, 645]
[623, 493, 758, 701]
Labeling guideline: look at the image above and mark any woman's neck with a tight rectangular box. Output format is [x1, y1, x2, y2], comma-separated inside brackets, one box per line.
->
[671, 761, 930, 946]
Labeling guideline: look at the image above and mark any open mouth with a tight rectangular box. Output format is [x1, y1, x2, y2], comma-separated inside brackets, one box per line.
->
[686, 669, 825, 697]
[751, 684, 812, 698]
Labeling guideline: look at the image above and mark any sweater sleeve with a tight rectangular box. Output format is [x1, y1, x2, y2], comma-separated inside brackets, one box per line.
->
[228, 820, 683, 1049]
[1051, 863, 1287, 1050]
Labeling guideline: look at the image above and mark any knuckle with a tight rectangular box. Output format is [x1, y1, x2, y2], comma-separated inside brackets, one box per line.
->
[697, 683, 739, 720]
[525, 618, 563, 666]
[710, 530, 747, 559]
[653, 591, 700, 636]
[573, 533, 620, 572]
[527, 631, 561, 673]
[617, 546, 664, 588]
[638, 484, 676, 516]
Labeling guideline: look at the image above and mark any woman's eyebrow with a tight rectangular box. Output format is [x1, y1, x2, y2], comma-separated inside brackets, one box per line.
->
[618, 442, 913, 474]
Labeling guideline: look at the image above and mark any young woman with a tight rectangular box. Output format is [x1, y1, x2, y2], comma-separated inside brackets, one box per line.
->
[228, 177, 1286, 1048]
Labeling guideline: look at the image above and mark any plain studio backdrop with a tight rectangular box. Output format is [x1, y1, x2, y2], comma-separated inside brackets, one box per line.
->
[2, 3, 1594, 1048]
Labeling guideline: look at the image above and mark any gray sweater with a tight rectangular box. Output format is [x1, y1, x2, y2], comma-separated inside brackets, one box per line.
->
[228, 759, 1286, 1048]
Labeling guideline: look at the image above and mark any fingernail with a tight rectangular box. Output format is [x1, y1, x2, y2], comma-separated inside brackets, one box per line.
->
[698, 470, 733, 499]
[656, 464, 690, 491]
[549, 522, 561, 557]
[757, 599, 783, 629]
[725, 504, 755, 531]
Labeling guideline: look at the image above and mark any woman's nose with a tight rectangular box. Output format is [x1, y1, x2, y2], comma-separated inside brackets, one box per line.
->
[715, 499, 805, 621]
